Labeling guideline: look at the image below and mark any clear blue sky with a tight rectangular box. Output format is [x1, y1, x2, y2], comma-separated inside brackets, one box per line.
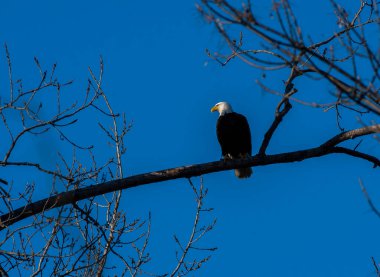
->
[1, 0, 380, 276]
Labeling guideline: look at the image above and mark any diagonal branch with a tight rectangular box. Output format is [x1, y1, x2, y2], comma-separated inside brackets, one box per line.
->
[1, 124, 380, 231]
[258, 97, 292, 156]
[359, 179, 380, 219]
[322, 125, 380, 147]
[259, 65, 301, 155]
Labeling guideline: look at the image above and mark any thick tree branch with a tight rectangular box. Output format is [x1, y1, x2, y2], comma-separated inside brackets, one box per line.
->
[1, 124, 380, 230]
[322, 125, 380, 147]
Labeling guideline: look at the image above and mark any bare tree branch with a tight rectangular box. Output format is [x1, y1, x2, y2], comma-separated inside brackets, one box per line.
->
[359, 179, 380, 218]
[1, 123, 379, 230]
[322, 125, 380, 147]
[259, 65, 300, 155]
[170, 178, 216, 276]
[372, 256, 380, 277]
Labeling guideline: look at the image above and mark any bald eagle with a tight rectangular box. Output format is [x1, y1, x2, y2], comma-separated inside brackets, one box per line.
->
[211, 101, 252, 178]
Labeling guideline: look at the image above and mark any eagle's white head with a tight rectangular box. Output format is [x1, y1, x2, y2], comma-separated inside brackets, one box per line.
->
[211, 101, 233, 116]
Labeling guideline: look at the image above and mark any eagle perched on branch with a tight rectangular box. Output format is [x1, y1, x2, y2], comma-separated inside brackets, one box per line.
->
[211, 101, 253, 178]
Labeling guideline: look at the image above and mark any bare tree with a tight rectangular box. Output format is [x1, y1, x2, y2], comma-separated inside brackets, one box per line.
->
[198, 0, 379, 115]
[1, 0, 380, 275]
[195, 0, 380, 189]
[0, 49, 216, 276]
[196, 0, 380, 272]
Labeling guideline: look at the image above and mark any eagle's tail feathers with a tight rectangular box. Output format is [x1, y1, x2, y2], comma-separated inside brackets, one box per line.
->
[234, 167, 253, 179]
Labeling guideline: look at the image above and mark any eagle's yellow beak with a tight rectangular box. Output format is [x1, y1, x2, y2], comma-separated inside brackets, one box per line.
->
[210, 105, 218, 112]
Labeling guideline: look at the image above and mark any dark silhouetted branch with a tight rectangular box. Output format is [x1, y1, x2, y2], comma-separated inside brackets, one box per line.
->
[259, 65, 300, 155]
[1, 124, 380, 230]
[322, 124, 380, 148]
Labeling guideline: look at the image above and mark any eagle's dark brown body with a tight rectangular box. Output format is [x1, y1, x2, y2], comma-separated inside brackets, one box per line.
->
[216, 112, 252, 178]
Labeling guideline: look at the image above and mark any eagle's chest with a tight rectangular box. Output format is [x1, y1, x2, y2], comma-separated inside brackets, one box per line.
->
[215, 112, 252, 156]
